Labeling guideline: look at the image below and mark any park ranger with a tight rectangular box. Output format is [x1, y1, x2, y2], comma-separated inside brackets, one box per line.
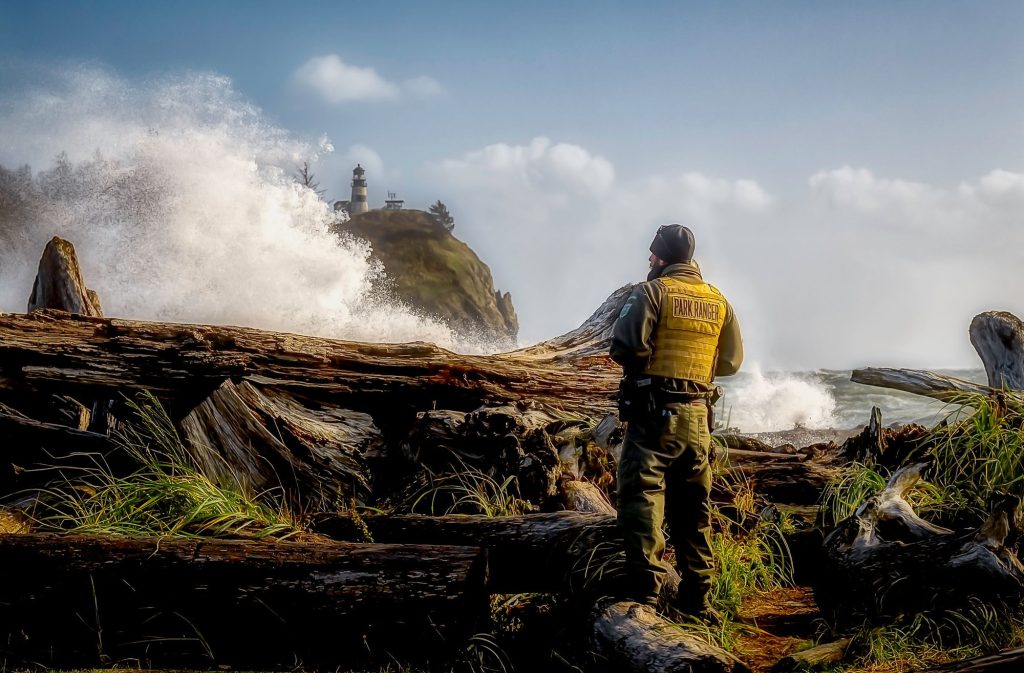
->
[610, 223, 743, 619]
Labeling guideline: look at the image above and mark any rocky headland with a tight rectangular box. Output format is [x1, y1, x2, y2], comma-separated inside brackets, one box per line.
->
[335, 209, 518, 346]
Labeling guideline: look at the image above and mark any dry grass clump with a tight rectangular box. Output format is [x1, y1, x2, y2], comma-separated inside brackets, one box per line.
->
[30, 392, 300, 540]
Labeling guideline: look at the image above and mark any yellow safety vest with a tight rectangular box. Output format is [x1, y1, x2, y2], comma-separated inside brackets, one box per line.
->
[643, 276, 727, 384]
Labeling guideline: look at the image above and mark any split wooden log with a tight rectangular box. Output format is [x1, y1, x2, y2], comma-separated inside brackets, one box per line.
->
[815, 463, 1024, 626]
[314, 511, 619, 593]
[590, 599, 750, 673]
[921, 646, 1024, 672]
[179, 379, 381, 508]
[26, 236, 102, 317]
[0, 532, 487, 667]
[851, 367, 998, 401]
[970, 311, 1024, 391]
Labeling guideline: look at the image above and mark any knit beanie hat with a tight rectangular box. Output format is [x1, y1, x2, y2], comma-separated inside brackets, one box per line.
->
[649, 224, 695, 264]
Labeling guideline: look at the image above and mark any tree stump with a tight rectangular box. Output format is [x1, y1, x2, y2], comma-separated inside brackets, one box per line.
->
[179, 379, 381, 508]
[970, 311, 1024, 390]
[26, 237, 102, 316]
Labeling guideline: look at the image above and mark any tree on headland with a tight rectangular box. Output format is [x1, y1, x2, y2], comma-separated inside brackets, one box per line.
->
[429, 200, 455, 232]
[296, 162, 325, 199]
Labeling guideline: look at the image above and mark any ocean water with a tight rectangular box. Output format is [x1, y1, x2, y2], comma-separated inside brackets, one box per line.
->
[716, 366, 987, 435]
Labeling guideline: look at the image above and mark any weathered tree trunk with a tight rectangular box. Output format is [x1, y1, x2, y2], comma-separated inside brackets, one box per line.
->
[0, 532, 487, 667]
[590, 599, 750, 673]
[26, 237, 102, 317]
[838, 406, 932, 468]
[815, 464, 1024, 626]
[850, 367, 999, 401]
[922, 646, 1024, 672]
[970, 311, 1024, 391]
[179, 379, 381, 508]
[513, 284, 633, 362]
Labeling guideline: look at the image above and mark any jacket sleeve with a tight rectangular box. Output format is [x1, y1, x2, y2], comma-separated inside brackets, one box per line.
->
[609, 282, 660, 374]
[714, 301, 743, 377]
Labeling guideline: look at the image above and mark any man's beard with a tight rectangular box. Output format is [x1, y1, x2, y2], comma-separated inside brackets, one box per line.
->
[647, 264, 665, 281]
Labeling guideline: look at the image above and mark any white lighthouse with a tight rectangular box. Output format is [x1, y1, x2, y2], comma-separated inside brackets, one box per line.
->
[349, 164, 369, 215]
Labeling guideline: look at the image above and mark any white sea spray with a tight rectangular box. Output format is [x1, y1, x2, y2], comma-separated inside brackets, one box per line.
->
[718, 365, 839, 432]
[0, 66, 496, 353]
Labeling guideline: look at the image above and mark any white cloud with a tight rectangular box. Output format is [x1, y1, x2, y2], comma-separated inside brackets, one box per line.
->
[293, 55, 398, 103]
[437, 137, 615, 207]
[809, 166, 934, 212]
[960, 169, 1024, 209]
[428, 140, 1024, 369]
[426, 137, 772, 347]
[292, 55, 444, 104]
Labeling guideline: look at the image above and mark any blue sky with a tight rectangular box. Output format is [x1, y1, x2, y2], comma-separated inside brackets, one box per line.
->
[4, 1, 1021, 193]
[1, 1, 1022, 368]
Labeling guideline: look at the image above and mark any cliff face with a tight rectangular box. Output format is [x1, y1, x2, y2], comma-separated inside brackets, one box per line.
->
[334, 210, 518, 344]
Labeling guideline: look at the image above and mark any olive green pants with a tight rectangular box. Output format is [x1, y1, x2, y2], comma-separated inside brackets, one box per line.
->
[616, 401, 714, 607]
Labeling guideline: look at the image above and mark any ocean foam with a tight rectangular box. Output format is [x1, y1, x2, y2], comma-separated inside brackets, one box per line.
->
[718, 366, 839, 432]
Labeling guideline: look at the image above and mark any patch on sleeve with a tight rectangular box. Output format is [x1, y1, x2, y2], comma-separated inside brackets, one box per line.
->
[618, 297, 635, 319]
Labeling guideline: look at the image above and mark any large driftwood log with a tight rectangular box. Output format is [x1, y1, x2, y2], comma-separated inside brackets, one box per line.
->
[0, 307, 621, 421]
[971, 311, 1024, 390]
[315, 511, 619, 593]
[716, 443, 843, 506]
[850, 367, 996, 401]
[179, 379, 381, 508]
[590, 599, 750, 673]
[312, 510, 693, 612]
[27, 237, 102, 317]
[0, 532, 487, 667]
[815, 464, 1024, 626]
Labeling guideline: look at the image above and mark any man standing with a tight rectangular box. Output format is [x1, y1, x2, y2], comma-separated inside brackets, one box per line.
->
[609, 223, 743, 618]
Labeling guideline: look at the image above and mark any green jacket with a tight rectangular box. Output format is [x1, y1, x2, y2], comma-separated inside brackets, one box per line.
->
[609, 262, 743, 390]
